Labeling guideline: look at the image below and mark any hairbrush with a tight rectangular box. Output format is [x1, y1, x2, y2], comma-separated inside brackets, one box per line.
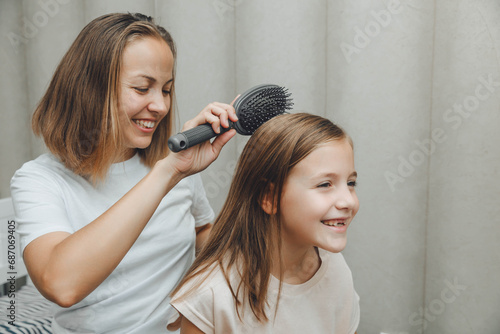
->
[168, 84, 293, 152]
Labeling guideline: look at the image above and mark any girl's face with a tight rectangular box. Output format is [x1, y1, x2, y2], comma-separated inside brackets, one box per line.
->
[279, 139, 359, 254]
[118, 36, 174, 160]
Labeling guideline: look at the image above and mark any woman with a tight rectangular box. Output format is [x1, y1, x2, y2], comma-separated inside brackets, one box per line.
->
[10, 12, 237, 333]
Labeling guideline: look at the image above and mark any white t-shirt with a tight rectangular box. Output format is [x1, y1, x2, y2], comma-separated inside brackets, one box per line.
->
[10, 153, 214, 334]
[169, 249, 360, 334]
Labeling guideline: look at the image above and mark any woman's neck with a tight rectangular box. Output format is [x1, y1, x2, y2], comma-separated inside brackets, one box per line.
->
[271, 244, 321, 285]
[115, 148, 137, 163]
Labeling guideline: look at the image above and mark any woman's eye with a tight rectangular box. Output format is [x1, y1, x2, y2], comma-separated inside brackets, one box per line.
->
[162, 89, 171, 95]
[134, 88, 149, 93]
[318, 182, 331, 188]
[348, 180, 357, 187]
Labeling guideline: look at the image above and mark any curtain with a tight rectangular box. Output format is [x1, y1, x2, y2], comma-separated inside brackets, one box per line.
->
[1, 0, 499, 333]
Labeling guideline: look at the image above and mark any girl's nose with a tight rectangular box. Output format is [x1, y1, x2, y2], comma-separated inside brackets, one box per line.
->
[335, 186, 358, 211]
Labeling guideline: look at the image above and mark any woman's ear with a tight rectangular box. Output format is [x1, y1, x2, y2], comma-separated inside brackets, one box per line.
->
[260, 183, 277, 215]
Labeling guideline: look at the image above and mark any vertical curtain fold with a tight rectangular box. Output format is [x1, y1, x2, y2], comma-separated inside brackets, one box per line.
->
[427, 0, 500, 332]
[0, 0, 31, 198]
[157, 0, 236, 212]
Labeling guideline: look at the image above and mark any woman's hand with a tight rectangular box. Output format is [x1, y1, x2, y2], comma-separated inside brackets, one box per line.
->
[163, 98, 239, 176]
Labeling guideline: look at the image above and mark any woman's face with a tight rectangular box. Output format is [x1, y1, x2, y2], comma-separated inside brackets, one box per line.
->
[118, 36, 174, 160]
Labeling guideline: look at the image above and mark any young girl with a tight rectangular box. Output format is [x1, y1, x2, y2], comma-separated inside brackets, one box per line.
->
[168, 113, 360, 333]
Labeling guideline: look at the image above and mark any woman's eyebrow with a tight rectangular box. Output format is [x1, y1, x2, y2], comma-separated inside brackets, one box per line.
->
[137, 74, 156, 83]
[137, 74, 173, 85]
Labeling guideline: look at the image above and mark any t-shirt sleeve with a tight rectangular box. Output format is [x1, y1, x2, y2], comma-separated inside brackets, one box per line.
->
[336, 252, 360, 334]
[169, 277, 216, 334]
[10, 163, 74, 253]
[349, 289, 361, 334]
[189, 174, 215, 227]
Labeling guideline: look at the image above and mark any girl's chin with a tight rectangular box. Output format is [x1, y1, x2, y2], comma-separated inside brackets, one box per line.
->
[318, 240, 347, 254]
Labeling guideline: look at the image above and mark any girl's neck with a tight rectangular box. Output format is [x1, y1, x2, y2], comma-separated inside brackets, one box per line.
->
[272, 245, 321, 285]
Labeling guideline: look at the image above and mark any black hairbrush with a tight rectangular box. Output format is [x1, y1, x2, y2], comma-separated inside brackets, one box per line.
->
[168, 84, 293, 152]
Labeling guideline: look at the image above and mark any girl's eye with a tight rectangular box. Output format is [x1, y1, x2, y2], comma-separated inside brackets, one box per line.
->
[162, 89, 171, 95]
[318, 182, 331, 188]
[134, 88, 148, 93]
[348, 180, 357, 187]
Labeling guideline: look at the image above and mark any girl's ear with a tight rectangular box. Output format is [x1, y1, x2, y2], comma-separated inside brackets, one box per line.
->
[260, 182, 277, 215]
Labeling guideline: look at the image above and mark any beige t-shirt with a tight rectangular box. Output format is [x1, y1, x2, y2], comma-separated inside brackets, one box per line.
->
[169, 249, 360, 333]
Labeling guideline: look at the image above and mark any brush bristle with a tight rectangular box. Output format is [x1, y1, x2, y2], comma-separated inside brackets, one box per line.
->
[238, 86, 293, 134]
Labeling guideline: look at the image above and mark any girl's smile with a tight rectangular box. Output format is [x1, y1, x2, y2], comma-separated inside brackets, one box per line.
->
[279, 139, 359, 255]
[321, 217, 349, 232]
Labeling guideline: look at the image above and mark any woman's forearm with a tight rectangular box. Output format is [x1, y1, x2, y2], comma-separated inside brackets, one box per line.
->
[25, 158, 183, 307]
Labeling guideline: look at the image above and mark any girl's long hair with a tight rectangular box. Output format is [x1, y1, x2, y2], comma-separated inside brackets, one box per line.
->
[171, 113, 351, 322]
[32, 13, 176, 183]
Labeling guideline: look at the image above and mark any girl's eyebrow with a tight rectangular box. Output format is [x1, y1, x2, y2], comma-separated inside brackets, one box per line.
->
[311, 171, 358, 179]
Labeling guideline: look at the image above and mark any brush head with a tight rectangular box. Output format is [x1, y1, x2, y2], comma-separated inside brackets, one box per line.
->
[167, 84, 293, 152]
[233, 84, 293, 135]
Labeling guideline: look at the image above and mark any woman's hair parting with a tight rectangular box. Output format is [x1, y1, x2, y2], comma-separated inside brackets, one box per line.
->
[32, 12, 177, 183]
[171, 112, 352, 322]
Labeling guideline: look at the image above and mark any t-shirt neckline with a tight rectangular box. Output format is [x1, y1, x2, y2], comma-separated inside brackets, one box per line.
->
[109, 153, 142, 174]
[268, 248, 330, 295]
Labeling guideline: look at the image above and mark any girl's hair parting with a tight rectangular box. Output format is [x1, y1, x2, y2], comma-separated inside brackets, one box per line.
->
[32, 12, 177, 183]
[171, 112, 352, 322]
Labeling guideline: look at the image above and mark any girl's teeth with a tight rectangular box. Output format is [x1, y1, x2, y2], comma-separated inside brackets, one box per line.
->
[134, 120, 155, 129]
[322, 221, 345, 227]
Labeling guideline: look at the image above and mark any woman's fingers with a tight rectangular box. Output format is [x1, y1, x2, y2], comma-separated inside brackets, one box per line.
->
[210, 129, 236, 156]
[213, 101, 238, 122]
[206, 103, 229, 131]
[230, 94, 240, 106]
[206, 102, 238, 130]
[183, 101, 238, 133]
[168, 98, 241, 175]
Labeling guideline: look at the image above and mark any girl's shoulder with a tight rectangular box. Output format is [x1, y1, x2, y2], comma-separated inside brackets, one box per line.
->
[169, 261, 244, 333]
[174, 261, 239, 300]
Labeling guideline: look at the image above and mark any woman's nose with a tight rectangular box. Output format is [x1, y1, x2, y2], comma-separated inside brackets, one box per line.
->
[148, 90, 169, 115]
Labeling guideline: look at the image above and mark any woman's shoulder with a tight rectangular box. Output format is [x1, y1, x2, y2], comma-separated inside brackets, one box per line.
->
[12, 153, 70, 183]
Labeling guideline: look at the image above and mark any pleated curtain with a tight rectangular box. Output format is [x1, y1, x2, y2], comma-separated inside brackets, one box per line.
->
[1, 1, 499, 333]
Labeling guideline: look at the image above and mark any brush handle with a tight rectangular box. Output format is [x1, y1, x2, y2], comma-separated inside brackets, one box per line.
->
[168, 121, 234, 152]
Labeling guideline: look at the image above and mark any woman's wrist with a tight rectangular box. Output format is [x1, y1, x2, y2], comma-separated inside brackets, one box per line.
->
[152, 155, 186, 192]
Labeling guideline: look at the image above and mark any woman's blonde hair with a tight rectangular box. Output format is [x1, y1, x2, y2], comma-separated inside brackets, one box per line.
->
[32, 13, 176, 183]
[171, 113, 352, 322]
